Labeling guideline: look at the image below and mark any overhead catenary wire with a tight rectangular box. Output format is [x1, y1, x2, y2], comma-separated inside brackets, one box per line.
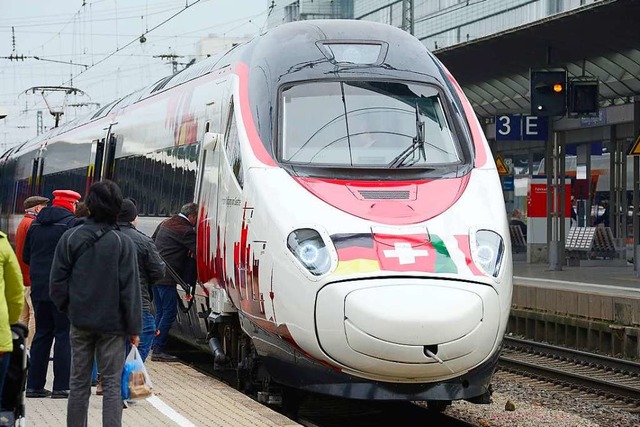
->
[0, 1, 184, 30]
[62, 0, 203, 86]
[1, 0, 270, 147]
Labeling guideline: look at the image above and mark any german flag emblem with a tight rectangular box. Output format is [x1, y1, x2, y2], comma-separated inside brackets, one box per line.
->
[331, 232, 457, 275]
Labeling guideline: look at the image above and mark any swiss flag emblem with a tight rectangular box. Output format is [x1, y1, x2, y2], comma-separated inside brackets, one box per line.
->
[373, 233, 434, 272]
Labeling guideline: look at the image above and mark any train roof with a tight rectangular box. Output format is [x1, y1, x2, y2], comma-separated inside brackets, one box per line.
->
[9, 47, 235, 158]
[8, 20, 444, 160]
[248, 19, 442, 85]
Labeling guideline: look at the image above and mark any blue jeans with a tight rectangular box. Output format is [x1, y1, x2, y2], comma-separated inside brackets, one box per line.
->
[151, 286, 177, 353]
[91, 359, 98, 383]
[124, 311, 155, 362]
[138, 311, 156, 362]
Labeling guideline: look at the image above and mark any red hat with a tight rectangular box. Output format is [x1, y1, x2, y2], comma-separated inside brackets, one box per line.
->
[52, 189, 82, 213]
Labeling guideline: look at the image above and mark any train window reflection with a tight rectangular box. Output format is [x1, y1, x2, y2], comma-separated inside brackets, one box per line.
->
[280, 81, 461, 168]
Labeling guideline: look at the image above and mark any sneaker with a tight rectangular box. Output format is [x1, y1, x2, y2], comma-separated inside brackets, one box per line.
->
[151, 351, 178, 362]
[51, 390, 70, 399]
[26, 388, 51, 398]
[122, 400, 129, 409]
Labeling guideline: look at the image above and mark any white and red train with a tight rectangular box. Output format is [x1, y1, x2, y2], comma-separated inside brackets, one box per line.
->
[0, 20, 512, 407]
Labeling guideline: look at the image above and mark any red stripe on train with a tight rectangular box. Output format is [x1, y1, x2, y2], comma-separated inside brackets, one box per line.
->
[235, 62, 277, 167]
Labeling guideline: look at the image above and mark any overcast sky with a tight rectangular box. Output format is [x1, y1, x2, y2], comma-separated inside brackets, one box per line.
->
[0, 0, 273, 150]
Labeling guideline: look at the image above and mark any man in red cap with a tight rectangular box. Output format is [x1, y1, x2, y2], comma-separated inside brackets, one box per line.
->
[23, 189, 82, 399]
[14, 195, 50, 349]
[51, 190, 82, 212]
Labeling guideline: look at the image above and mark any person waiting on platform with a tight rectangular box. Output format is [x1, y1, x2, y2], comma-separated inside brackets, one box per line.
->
[150, 202, 197, 362]
[509, 209, 527, 239]
[14, 195, 49, 349]
[23, 189, 82, 399]
[50, 180, 141, 427]
[0, 230, 25, 415]
[594, 200, 610, 227]
[117, 198, 165, 362]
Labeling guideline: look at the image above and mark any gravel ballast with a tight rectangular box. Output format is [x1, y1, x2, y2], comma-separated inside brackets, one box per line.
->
[442, 371, 640, 427]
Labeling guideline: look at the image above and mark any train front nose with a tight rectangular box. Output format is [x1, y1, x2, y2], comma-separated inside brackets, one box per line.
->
[315, 279, 502, 380]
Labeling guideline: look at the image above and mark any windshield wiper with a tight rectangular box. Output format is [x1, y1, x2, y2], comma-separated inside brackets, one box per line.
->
[388, 103, 427, 168]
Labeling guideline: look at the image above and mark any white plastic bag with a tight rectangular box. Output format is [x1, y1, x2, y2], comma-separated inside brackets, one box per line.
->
[121, 346, 153, 400]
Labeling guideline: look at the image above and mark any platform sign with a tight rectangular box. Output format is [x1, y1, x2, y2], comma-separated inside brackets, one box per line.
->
[496, 114, 549, 141]
[628, 133, 640, 156]
[496, 115, 521, 140]
[502, 176, 514, 191]
[528, 180, 572, 218]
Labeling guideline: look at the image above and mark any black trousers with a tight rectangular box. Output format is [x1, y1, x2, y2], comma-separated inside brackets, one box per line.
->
[27, 301, 71, 391]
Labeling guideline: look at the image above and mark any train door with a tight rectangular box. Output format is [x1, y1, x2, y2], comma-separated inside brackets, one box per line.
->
[29, 154, 44, 196]
[217, 97, 248, 306]
[179, 130, 223, 345]
[103, 134, 117, 181]
[86, 123, 118, 193]
[86, 138, 105, 194]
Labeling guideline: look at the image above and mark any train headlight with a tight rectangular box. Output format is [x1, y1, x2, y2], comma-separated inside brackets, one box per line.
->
[472, 230, 504, 277]
[287, 229, 331, 276]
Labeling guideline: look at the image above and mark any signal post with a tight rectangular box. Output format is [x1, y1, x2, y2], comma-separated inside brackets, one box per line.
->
[632, 97, 640, 276]
[531, 69, 568, 271]
[530, 68, 599, 270]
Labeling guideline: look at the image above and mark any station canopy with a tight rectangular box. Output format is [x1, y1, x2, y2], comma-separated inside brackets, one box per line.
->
[434, 0, 640, 118]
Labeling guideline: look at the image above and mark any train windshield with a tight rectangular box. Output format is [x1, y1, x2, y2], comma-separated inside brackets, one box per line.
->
[280, 81, 462, 168]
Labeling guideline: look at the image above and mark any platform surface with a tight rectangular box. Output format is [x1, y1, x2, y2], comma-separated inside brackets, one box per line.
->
[27, 358, 300, 427]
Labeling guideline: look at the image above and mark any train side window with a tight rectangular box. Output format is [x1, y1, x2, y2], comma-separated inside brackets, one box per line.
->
[142, 154, 153, 215]
[131, 155, 143, 215]
[185, 143, 199, 201]
[224, 102, 243, 188]
[115, 157, 127, 197]
[151, 151, 163, 215]
[157, 148, 168, 216]
[173, 147, 182, 214]
[176, 146, 188, 209]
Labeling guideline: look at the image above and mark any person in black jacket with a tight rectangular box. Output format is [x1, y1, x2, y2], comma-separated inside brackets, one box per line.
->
[151, 202, 197, 362]
[117, 198, 165, 362]
[50, 180, 141, 427]
[23, 189, 82, 399]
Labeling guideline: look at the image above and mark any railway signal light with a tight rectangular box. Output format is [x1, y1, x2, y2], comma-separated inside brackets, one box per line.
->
[530, 69, 567, 117]
[567, 79, 599, 116]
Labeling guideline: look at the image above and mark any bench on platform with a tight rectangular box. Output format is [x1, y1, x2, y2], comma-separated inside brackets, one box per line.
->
[565, 226, 617, 265]
[509, 225, 527, 253]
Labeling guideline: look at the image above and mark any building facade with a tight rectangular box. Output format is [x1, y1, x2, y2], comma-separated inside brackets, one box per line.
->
[354, 0, 601, 50]
[266, 0, 353, 27]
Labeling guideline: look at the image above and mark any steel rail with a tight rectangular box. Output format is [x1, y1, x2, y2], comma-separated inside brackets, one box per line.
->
[500, 336, 640, 403]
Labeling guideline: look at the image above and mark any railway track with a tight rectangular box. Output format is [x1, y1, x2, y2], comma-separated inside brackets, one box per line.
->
[500, 336, 640, 412]
[295, 396, 476, 427]
[167, 340, 475, 427]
